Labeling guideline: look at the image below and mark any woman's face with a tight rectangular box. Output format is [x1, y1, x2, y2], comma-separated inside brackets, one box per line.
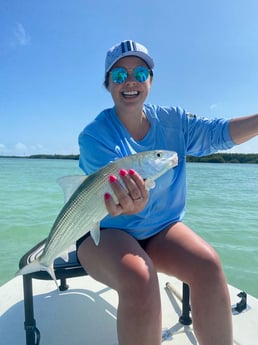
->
[107, 56, 152, 113]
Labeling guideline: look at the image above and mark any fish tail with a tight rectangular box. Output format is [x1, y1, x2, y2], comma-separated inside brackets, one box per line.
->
[16, 259, 59, 290]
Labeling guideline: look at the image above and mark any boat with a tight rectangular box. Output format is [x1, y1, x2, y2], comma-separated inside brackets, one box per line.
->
[1, 261, 258, 345]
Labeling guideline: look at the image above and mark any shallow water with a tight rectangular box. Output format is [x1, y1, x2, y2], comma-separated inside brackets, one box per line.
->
[0, 158, 257, 297]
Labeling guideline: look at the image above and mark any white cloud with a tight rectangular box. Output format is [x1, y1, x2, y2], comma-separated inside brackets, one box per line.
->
[29, 144, 44, 151]
[0, 143, 46, 156]
[0, 144, 7, 154]
[15, 142, 28, 153]
[13, 23, 31, 46]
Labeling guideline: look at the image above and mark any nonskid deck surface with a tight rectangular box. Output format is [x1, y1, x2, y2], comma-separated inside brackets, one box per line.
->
[1, 273, 258, 345]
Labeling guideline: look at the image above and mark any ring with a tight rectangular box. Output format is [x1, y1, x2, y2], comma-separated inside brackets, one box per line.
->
[132, 196, 142, 201]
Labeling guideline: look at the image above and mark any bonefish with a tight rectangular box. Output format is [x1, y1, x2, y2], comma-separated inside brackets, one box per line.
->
[16, 150, 178, 287]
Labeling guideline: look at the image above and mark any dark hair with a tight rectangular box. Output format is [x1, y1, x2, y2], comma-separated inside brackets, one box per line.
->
[103, 73, 110, 89]
[104, 69, 154, 89]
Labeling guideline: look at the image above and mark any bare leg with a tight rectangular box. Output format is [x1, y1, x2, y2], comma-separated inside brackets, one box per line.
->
[77, 229, 162, 345]
[145, 222, 233, 345]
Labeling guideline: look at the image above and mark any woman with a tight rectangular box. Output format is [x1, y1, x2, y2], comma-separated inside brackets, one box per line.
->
[77, 40, 258, 345]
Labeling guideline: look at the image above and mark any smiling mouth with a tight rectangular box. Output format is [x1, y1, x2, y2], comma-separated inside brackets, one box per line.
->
[121, 91, 140, 98]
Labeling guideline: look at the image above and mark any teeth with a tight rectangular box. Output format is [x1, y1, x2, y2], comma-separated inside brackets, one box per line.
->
[122, 91, 139, 96]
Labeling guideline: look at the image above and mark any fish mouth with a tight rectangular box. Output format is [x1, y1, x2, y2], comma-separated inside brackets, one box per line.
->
[170, 154, 178, 167]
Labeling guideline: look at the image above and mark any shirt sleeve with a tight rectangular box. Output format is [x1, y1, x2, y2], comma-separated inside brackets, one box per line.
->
[184, 113, 235, 156]
[78, 131, 118, 175]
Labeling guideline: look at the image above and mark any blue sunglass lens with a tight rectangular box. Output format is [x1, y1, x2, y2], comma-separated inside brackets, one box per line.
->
[133, 66, 149, 82]
[111, 68, 128, 84]
[111, 66, 150, 84]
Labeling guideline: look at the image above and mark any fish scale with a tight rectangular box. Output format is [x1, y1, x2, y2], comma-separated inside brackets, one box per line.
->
[16, 150, 178, 287]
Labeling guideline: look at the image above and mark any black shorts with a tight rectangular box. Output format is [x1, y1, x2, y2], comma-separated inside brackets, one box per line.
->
[76, 229, 152, 251]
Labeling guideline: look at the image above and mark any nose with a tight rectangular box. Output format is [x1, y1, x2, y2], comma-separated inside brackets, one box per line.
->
[125, 72, 137, 85]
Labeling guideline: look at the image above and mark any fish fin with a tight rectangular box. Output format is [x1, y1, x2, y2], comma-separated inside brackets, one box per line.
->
[57, 175, 88, 203]
[60, 250, 69, 262]
[47, 266, 60, 290]
[16, 259, 59, 290]
[90, 222, 100, 246]
[145, 179, 156, 191]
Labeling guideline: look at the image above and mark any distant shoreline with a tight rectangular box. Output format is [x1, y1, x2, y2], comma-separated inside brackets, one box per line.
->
[0, 154, 79, 160]
[187, 153, 258, 164]
[0, 153, 258, 164]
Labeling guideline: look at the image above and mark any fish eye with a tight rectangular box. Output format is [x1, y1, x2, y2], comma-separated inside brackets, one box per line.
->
[157, 152, 161, 157]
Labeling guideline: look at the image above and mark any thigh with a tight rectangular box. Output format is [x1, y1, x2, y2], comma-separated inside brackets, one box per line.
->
[77, 229, 156, 291]
[145, 222, 220, 283]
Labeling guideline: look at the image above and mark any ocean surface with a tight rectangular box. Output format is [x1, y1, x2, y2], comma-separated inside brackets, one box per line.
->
[0, 158, 257, 298]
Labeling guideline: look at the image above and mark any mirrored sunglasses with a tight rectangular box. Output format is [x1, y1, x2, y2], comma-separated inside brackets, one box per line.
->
[111, 66, 150, 84]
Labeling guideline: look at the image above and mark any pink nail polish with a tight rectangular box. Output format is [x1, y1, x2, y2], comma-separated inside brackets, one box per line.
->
[109, 175, 117, 183]
[104, 193, 111, 200]
[128, 169, 136, 175]
[119, 169, 127, 177]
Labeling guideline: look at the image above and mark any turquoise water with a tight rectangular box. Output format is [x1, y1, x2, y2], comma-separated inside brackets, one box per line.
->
[0, 158, 257, 298]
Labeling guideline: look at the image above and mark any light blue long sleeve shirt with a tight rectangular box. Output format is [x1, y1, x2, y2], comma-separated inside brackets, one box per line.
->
[78, 104, 235, 239]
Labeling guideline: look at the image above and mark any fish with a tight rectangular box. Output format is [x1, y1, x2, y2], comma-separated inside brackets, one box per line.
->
[16, 150, 178, 287]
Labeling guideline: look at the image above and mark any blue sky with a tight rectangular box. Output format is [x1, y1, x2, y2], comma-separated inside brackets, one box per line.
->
[1, 0, 258, 156]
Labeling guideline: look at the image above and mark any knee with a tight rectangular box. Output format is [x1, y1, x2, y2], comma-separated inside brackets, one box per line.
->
[191, 246, 225, 284]
[117, 256, 159, 307]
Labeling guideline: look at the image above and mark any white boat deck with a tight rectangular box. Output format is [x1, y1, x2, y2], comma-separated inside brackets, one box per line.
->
[0, 273, 258, 345]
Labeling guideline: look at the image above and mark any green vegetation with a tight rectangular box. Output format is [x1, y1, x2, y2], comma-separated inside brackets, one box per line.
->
[28, 154, 79, 160]
[1, 153, 258, 163]
[0, 154, 79, 160]
[187, 153, 258, 164]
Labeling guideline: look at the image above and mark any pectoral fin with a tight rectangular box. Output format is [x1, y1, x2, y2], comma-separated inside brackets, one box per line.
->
[145, 179, 156, 191]
[90, 222, 101, 246]
[60, 250, 69, 262]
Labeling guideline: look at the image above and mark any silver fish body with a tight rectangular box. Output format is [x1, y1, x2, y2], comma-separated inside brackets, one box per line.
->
[16, 150, 178, 286]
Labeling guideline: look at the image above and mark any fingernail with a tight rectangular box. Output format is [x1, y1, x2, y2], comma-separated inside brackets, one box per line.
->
[128, 169, 136, 175]
[104, 193, 111, 200]
[109, 175, 117, 183]
[119, 169, 127, 177]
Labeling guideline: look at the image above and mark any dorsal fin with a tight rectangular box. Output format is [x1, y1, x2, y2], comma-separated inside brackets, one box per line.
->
[57, 175, 88, 203]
